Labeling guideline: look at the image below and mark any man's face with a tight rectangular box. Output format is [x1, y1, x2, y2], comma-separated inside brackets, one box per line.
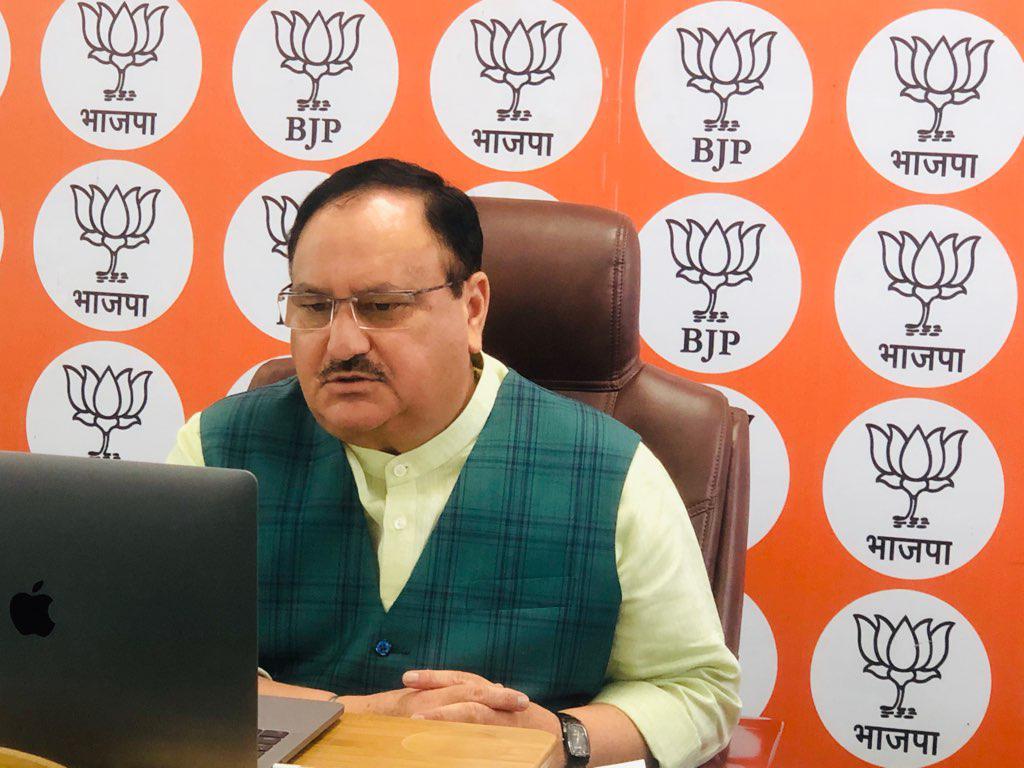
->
[289, 188, 488, 452]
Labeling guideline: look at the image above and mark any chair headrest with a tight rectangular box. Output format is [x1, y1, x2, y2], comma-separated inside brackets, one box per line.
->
[473, 197, 642, 391]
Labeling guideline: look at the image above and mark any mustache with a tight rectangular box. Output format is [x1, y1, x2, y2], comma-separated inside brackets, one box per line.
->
[317, 356, 386, 382]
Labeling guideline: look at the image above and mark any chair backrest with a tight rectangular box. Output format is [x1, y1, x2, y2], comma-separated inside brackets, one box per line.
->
[250, 197, 750, 653]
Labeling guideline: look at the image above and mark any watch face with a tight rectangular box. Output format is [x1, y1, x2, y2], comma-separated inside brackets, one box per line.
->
[565, 722, 589, 757]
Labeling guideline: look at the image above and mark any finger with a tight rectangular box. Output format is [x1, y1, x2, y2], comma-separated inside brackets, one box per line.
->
[412, 702, 510, 726]
[402, 669, 492, 689]
[450, 682, 530, 711]
[409, 682, 529, 712]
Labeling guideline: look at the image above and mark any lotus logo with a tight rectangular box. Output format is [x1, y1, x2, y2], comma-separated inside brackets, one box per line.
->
[263, 194, 299, 323]
[63, 364, 152, 459]
[854, 613, 954, 719]
[880, 230, 976, 337]
[262, 195, 299, 259]
[71, 184, 160, 283]
[668, 218, 763, 322]
[891, 35, 993, 142]
[471, 18, 566, 121]
[272, 9, 364, 111]
[866, 423, 967, 529]
[79, 2, 168, 101]
[678, 27, 775, 131]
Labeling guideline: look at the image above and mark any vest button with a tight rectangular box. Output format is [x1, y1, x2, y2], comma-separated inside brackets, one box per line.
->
[374, 639, 392, 657]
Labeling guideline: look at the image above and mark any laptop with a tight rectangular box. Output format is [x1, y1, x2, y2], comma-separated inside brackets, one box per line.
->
[0, 451, 342, 768]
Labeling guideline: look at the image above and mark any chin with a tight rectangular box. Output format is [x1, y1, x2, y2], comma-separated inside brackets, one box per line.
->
[314, 398, 393, 438]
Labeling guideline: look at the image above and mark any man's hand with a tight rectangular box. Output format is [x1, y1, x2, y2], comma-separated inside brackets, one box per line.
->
[260, 669, 559, 739]
[397, 670, 562, 736]
[341, 669, 534, 719]
[257, 675, 337, 701]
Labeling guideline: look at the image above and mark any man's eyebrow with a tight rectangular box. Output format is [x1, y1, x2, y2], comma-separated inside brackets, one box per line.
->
[289, 281, 327, 293]
[289, 281, 404, 294]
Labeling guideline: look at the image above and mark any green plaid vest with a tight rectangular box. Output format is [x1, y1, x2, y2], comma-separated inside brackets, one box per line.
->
[201, 368, 640, 710]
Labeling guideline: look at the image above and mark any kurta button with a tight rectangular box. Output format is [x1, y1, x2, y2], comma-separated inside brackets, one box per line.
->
[393, 463, 408, 477]
[374, 639, 392, 657]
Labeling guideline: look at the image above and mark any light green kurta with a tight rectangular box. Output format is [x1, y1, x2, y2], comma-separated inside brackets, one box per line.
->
[167, 351, 741, 768]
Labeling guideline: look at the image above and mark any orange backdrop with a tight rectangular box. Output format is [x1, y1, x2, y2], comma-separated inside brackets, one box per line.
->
[0, 1, 1019, 766]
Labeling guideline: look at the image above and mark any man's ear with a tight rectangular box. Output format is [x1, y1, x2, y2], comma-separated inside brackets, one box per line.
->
[463, 271, 490, 354]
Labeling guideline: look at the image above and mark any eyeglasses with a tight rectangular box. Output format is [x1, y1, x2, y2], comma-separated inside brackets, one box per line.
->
[276, 282, 458, 331]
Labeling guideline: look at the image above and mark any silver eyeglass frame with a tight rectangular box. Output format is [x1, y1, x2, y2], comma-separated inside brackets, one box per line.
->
[275, 281, 459, 331]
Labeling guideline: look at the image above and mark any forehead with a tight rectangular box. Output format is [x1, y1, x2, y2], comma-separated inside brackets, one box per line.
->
[291, 188, 448, 291]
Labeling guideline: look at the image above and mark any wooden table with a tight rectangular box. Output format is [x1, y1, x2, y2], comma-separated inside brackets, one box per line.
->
[0, 749, 67, 768]
[294, 713, 559, 768]
[1, 717, 780, 768]
[294, 715, 782, 768]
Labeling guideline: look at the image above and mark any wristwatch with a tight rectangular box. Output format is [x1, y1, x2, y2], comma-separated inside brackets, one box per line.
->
[555, 711, 590, 767]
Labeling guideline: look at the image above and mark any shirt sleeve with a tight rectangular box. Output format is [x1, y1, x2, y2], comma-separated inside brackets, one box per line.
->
[591, 442, 742, 768]
[165, 412, 205, 466]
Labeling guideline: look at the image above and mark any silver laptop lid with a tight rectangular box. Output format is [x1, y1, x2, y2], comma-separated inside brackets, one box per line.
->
[257, 696, 344, 767]
[0, 451, 258, 768]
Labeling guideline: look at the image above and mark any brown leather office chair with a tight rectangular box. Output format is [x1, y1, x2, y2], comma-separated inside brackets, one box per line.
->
[252, 197, 750, 656]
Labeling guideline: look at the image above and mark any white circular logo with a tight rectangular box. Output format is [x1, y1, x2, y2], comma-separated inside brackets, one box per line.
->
[0, 9, 11, 100]
[738, 594, 778, 717]
[706, 384, 788, 548]
[635, 1, 812, 182]
[638, 193, 801, 373]
[224, 170, 328, 342]
[467, 181, 556, 201]
[34, 160, 193, 331]
[431, 0, 602, 171]
[41, 0, 202, 149]
[847, 9, 1024, 193]
[227, 356, 291, 396]
[836, 204, 1016, 387]
[811, 589, 990, 767]
[824, 398, 1002, 580]
[233, 0, 398, 160]
[26, 340, 184, 463]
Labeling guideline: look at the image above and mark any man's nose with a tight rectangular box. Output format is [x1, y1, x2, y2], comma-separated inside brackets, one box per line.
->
[325, 302, 371, 359]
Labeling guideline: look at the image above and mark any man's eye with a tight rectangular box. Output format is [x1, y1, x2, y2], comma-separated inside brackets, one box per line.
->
[371, 302, 397, 312]
[292, 299, 331, 314]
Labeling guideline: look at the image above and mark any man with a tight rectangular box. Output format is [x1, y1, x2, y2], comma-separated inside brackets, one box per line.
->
[168, 159, 740, 768]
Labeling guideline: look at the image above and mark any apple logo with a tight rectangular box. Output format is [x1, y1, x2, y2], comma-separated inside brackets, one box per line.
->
[9, 581, 56, 637]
